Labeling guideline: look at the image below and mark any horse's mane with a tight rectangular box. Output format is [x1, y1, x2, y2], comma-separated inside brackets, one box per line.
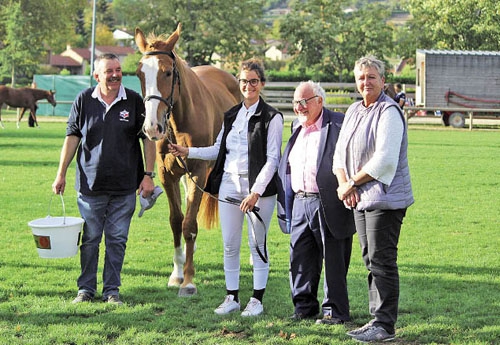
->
[145, 33, 183, 57]
[146, 33, 170, 47]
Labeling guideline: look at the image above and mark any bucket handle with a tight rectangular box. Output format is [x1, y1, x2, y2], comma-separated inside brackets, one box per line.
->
[47, 193, 66, 224]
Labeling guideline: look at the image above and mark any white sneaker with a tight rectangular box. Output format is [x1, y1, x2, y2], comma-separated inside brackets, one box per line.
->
[241, 297, 264, 317]
[214, 295, 240, 315]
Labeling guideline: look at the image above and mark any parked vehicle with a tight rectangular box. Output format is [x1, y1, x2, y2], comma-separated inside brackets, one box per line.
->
[415, 49, 500, 127]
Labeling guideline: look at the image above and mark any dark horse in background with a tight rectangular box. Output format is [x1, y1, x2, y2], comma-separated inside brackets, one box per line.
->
[0, 85, 56, 129]
[135, 24, 241, 296]
[384, 83, 397, 100]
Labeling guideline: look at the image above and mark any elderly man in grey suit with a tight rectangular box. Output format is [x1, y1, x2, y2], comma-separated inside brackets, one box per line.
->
[277, 81, 355, 325]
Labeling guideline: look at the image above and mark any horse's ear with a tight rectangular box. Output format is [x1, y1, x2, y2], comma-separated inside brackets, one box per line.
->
[135, 27, 147, 53]
[165, 23, 182, 49]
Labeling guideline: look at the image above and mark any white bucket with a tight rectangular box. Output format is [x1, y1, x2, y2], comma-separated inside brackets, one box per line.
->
[28, 194, 84, 259]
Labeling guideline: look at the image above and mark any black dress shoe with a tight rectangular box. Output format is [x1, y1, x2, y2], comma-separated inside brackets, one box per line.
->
[290, 312, 317, 321]
[315, 315, 345, 325]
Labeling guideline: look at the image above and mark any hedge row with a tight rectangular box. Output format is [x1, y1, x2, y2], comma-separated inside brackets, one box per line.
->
[267, 70, 416, 84]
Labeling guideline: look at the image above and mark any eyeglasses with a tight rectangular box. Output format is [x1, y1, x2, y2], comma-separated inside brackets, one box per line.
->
[292, 95, 319, 107]
[239, 79, 260, 87]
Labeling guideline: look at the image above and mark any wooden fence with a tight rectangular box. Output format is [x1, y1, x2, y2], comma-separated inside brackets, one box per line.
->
[262, 82, 415, 116]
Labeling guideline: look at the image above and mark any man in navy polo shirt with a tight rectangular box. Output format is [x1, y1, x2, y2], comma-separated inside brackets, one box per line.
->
[52, 53, 156, 305]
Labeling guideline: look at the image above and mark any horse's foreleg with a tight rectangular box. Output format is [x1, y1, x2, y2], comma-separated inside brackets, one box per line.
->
[171, 245, 185, 284]
[0, 107, 3, 129]
[162, 172, 186, 288]
[178, 175, 205, 297]
[168, 207, 185, 288]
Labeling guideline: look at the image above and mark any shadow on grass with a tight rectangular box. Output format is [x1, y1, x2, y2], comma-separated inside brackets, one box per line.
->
[0, 159, 60, 167]
[0, 129, 65, 140]
[1, 261, 498, 343]
[348, 262, 499, 343]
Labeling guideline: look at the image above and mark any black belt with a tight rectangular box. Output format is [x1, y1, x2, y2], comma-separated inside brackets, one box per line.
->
[295, 191, 320, 198]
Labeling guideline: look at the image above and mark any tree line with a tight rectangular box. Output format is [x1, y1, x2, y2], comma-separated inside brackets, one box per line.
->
[1, 0, 499, 86]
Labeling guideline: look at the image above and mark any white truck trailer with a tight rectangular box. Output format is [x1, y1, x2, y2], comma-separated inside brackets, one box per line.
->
[415, 49, 500, 127]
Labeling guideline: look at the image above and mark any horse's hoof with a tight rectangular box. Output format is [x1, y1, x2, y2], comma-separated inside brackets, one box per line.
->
[168, 276, 183, 287]
[178, 284, 197, 297]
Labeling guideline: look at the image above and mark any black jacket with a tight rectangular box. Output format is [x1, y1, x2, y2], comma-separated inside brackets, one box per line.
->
[204, 97, 282, 197]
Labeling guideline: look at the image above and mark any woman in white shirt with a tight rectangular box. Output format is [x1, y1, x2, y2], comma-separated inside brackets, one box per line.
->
[169, 58, 283, 317]
[333, 55, 414, 342]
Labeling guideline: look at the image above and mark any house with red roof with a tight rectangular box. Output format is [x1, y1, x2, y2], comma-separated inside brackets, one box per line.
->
[49, 44, 136, 75]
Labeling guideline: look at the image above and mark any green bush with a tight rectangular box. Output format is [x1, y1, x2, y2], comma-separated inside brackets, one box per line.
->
[386, 74, 415, 84]
[326, 90, 356, 105]
[264, 60, 287, 72]
[267, 70, 314, 82]
[387, 64, 416, 84]
[122, 53, 142, 75]
[0, 75, 10, 85]
[266, 69, 357, 83]
[37, 65, 61, 75]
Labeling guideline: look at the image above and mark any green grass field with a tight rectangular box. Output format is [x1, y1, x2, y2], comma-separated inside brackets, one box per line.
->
[0, 114, 499, 344]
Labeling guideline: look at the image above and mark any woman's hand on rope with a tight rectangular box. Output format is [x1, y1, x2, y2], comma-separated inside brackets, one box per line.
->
[240, 192, 260, 213]
[168, 143, 188, 157]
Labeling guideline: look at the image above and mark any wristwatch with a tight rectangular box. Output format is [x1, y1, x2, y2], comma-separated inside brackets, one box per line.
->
[348, 178, 357, 187]
[144, 171, 156, 178]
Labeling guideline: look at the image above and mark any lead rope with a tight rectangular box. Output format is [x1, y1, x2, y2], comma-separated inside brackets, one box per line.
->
[165, 131, 268, 263]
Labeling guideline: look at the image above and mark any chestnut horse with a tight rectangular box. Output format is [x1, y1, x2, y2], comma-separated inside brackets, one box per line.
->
[135, 24, 241, 296]
[0, 85, 56, 128]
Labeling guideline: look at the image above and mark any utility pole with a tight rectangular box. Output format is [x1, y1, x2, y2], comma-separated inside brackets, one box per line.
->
[90, 0, 97, 82]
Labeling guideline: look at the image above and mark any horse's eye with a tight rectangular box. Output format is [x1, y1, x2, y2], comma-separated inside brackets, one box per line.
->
[165, 71, 172, 78]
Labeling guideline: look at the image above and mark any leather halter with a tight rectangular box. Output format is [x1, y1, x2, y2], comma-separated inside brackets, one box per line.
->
[142, 50, 180, 134]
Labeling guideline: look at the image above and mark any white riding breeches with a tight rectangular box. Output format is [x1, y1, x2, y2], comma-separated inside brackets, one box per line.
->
[218, 172, 276, 291]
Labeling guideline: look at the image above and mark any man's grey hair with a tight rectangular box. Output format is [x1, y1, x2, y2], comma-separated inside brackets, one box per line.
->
[297, 80, 327, 105]
[94, 53, 120, 72]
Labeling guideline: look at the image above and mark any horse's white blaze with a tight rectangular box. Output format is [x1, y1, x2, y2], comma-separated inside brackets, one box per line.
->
[141, 57, 164, 140]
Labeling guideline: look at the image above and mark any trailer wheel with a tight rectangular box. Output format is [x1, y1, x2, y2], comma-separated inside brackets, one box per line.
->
[449, 112, 465, 128]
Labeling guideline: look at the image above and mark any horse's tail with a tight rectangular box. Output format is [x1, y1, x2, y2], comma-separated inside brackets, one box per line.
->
[197, 192, 219, 229]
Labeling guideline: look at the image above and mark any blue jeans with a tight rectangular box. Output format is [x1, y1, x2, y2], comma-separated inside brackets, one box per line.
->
[77, 192, 136, 299]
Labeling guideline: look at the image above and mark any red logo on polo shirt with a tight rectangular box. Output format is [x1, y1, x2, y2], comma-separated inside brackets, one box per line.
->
[119, 110, 130, 122]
